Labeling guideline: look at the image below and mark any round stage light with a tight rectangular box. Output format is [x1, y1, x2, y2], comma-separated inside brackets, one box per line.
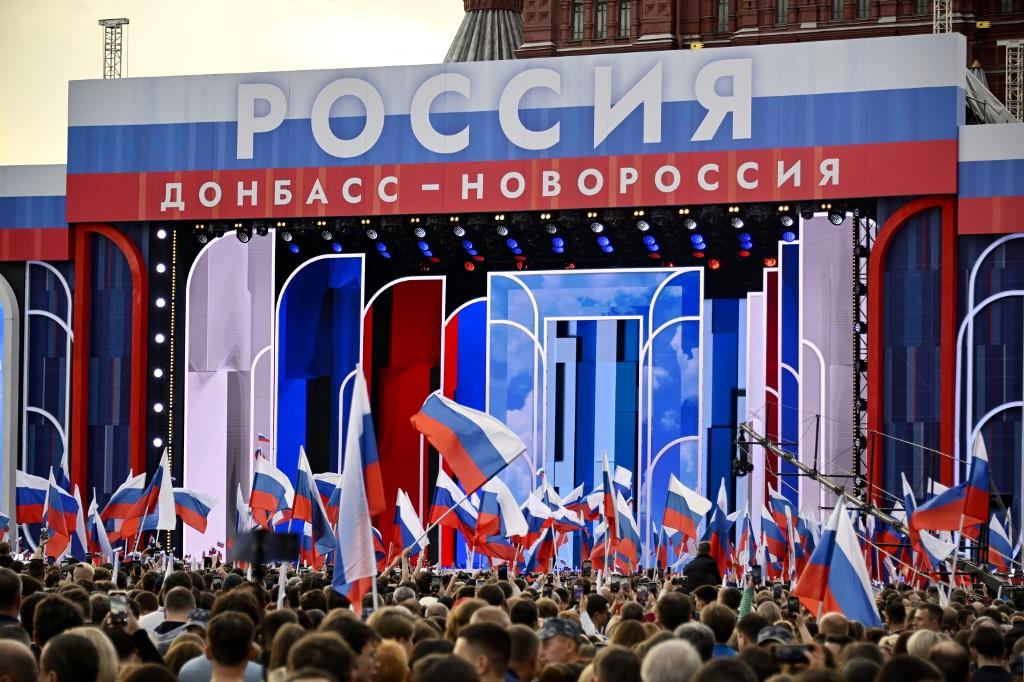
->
[782, 231, 797, 242]
[506, 238, 518, 249]
[237, 227, 252, 243]
[414, 227, 426, 238]
[512, 248, 522, 255]
[153, 403, 164, 413]
[422, 250, 433, 257]
[496, 225, 509, 236]
[376, 242, 388, 252]
[731, 217, 744, 229]
[545, 224, 558, 234]
[461, 239, 474, 250]
[692, 251, 705, 258]
[552, 237, 564, 249]
[453, 226, 466, 237]
[684, 218, 697, 230]
[590, 222, 604, 234]
[553, 247, 565, 254]
[780, 215, 794, 227]
[647, 244, 660, 252]
[154, 333, 166, 344]
[380, 251, 392, 259]
[738, 232, 751, 242]
[690, 233, 704, 245]
[153, 368, 164, 378]
[153, 437, 163, 448]
[320, 229, 333, 241]
[636, 220, 650, 232]
[289, 244, 300, 254]
[464, 261, 475, 272]
[280, 230, 294, 242]
[417, 240, 430, 251]
[828, 209, 845, 225]
[694, 242, 707, 252]
[764, 257, 778, 267]
[466, 249, 478, 256]
[331, 243, 343, 253]
[196, 232, 209, 245]
[155, 263, 166, 274]
[155, 298, 166, 308]
[596, 236, 610, 247]
[643, 235, 657, 246]
[708, 259, 721, 270]
[365, 229, 378, 240]
[738, 250, 751, 257]
[601, 245, 614, 253]
[156, 228, 167, 240]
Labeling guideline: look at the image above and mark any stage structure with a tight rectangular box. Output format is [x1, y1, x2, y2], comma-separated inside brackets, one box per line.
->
[0, 33, 1022, 565]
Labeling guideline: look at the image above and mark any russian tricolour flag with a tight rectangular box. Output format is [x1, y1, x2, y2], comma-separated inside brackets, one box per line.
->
[350, 370, 386, 517]
[250, 456, 294, 527]
[429, 470, 477, 539]
[173, 488, 218, 533]
[411, 394, 526, 493]
[15, 470, 48, 524]
[662, 474, 711, 542]
[792, 499, 882, 627]
[44, 472, 79, 558]
[100, 470, 146, 522]
[478, 476, 528, 538]
[332, 364, 377, 614]
[988, 514, 1013, 573]
[394, 489, 428, 556]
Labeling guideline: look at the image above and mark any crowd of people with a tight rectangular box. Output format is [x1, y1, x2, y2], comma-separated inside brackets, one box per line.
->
[0, 539, 1021, 682]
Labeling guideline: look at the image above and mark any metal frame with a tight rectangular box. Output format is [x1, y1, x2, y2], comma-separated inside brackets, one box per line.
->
[99, 18, 129, 79]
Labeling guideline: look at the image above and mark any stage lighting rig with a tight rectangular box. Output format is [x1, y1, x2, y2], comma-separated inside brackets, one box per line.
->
[828, 205, 846, 225]
[236, 222, 252, 243]
[194, 223, 211, 244]
[315, 219, 333, 241]
[254, 221, 270, 237]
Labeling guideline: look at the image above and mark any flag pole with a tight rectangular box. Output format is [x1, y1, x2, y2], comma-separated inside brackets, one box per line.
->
[949, 513, 966, 589]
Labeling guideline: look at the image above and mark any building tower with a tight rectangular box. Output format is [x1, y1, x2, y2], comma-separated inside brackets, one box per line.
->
[99, 18, 129, 79]
[445, 0, 523, 62]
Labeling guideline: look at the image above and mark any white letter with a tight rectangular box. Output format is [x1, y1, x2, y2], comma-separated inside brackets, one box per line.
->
[691, 59, 752, 142]
[160, 183, 184, 211]
[378, 176, 398, 203]
[499, 69, 561, 151]
[462, 173, 484, 200]
[274, 179, 293, 206]
[619, 167, 638, 194]
[500, 172, 526, 199]
[594, 62, 662, 147]
[542, 170, 561, 197]
[237, 84, 287, 160]
[411, 73, 470, 154]
[697, 164, 720, 191]
[777, 160, 801, 188]
[236, 180, 258, 207]
[737, 161, 758, 190]
[342, 178, 362, 204]
[305, 178, 328, 205]
[311, 78, 385, 158]
[577, 169, 604, 196]
[198, 181, 222, 208]
[655, 165, 681, 193]
[819, 158, 839, 186]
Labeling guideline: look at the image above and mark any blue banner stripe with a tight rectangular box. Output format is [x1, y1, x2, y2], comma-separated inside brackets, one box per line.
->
[959, 159, 1024, 198]
[67, 87, 959, 175]
[0, 196, 66, 228]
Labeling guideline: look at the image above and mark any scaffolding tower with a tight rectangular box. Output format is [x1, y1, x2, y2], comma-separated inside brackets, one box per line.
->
[1003, 40, 1024, 122]
[933, 0, 952, 33]
[99, 18, 129, 79]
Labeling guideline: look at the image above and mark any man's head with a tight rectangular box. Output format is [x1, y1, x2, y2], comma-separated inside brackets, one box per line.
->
[71, 564, 94, 584]
[469, 605, 512, 629]
[970, 624, 1006, 664]
[38, 633, 99, 682]
[33, 595, 84, 648]
[537, 617, 582, 666]
[509, 598, 539, 629]
[691, 585, 717, 610]
[507, 624, 539, 682]
[412, 653, 481, 682]
[593, 644, 641, 682]
[912, 604, 943, 632]
[287, 632, 356, 682]
[586, 594, 611, 630]
[927, 641, 969, 682]
[656, 592, 692, 631]
[875, 655, 944, 682]
[163, 586, 196, 621]
[640, 640, 701, 682]
[454, 622, 511, 682]
[0, 568, 21, 616]
[885, 601, 907, 629]
[320, 615, 381, 682]
[818, 612, 850, 637]
[696, 541, 712, 556]
[690, 658, 756, 682]
[674, 622, 715, 662]
[0, 640, 37, 682]
[699, 602, 736, 645]
[207, 612, 256, 671]
[734, 614, 769, 651]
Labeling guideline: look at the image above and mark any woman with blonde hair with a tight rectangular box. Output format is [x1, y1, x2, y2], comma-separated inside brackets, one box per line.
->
[906, 629, 948, 658]
[67, 626, 120, 682]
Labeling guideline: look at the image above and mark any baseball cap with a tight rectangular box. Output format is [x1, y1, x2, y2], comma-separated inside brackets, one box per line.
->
[538, 617, 583, 642]
[757, 625, 795, 646]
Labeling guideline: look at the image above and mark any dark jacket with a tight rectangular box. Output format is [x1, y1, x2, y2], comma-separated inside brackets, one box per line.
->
[683, 553, 721, 589]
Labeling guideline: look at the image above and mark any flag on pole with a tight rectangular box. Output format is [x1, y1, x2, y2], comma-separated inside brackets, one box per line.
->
[86, 495, 113, 561]
[987, 513, 1012, 573]
[792, 499, 882, 627]
[277, 563, 288, 608]
[332, 365, 377, 614]
[69, 485, 89, 561]
[614, 492, 641, 566]
[100, 471, 146, 521]
[613, 466, 633, 503]
[964, 434, 990, 526]
[393, 489, 429, 556]
[428, 470, 478, 539]
[0, 513, 8, 542]
[662, 474, 712, 542]
[477, 476, 528, 538]
[54, 451, 71, 493]
[702, 480, 734, 574]
[520, 489, 553, 546]
[43, 472, 78, 559]
[173, 488, 219, 533]
[410, 393, 526, 493]
[349, 370, 386, 517]
[601, 453, 617, 542]
[561, 484, 588, 518]
[249, 457, 294, 527]
[15, 470, 48, 524]
[294, 449, 337, 556]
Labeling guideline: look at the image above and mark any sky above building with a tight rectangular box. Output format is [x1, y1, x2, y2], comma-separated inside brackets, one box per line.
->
[0, 0, 466, 166]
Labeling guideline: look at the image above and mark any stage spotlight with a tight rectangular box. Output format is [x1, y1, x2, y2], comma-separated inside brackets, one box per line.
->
[155, 298, 166, 308]
[155, 263, 166, 274]
[320, 228, 334, 241]
[331, 243, 343, 253]
[545, 224, 558, 234]
[780, 215, 794, 227]
[590, 222, 604, 234]
[280, 229, 294, 242]
[643, 235, 657, 246]
[156, 228, 167, 240]
[683, 218, 697, 230]
[377, 242, 388, 253]
[365, 229, 378, 240]
[692, 251, 705, 258]
[454, 226, 466, 237]
[255, 221, 270, 237]
[738, 250, 751, 257]
[708, 259, 721, 270]
[289, 244, 300, 254]
[506, 238, 518, 249]
[195, 225, 211, 244]
[782, 231, 797, 242]
[414, 227, 426, 238]
[236, 226, 252, 243]
[153, 437, 163, 448]
[828, 208, 845, 225]
[464, 261, 475, 272]
[153, 403, 164, 413]
[730, 216, 744, 229]
[153, 368, 164, 378]
[602, 245, 614, 253]
[461, 239, 474, 250]
[764, 257, 777, 267]
[799, 206, 815, 220]
[154, 333, 166, 344]
[596, 236, 610, 247]
[496, 225, 509, 236]
[417, 240, 430, 251]
[636, 220, 650, 232]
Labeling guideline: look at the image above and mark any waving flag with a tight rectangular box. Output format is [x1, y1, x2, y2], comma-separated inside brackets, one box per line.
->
[478, 534, 518, 563]
[394, 489, 429, 556]
[522, 525, 555, 574]
[137, 454, 177, 534]
[100, 470, 146, 521]
[769, 486, 797, 538]
[663, 474, 711, 541]
[411, 393, 526, 493]
[989, 514, 1013, 573]
[173, 488, 218, 533]
[348, 371, 386, 517]
[53, 451, 71, 493]
[313, 472, 341, 508]
[918, 530, 957, 569]
[520, 489, 553, 545]
[86, 495, 113, 561]
[613, 466, 633, 502]
[736, 510, 757, 572]
[332, 365, 377, 614]
[15, 470, 49, 524]
[614, 492, 641, 566]
[791, 499, 882, 627]
[561, 484, 587, 517]
[0, 513, 8, 542]
[601, 453, 617, 541]
[372, 527, 387, 568]
[702, 480, 734, 573]
[478, 476, 528, 538]
[69, 485, 89, 561]
[429, 470, 478, 539]
[44, 472, 79, 558]
[293, 449, 336, 556]
[964, 435, 990, 526]
[250, 457, 294, 527]
[761, 503, 786, 560]
[550, 504, 584, 533]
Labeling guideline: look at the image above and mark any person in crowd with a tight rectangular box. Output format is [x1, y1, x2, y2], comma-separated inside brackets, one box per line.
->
[913, 604, 945, 633]
[699, 602, 737, 658]
[537, 617, 583, 666]
[454, 622, 512, 682]
[640, 639, 702, 682]
[972, 625, 1013, 682]
[508, 624, 540, 682]
[682, 543, 721, 589]
[0, 639, 37, 682]
[38, 632, 100, 682]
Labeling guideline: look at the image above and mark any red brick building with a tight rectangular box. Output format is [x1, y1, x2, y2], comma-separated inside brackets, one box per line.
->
[507, 0, 1023, 104]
